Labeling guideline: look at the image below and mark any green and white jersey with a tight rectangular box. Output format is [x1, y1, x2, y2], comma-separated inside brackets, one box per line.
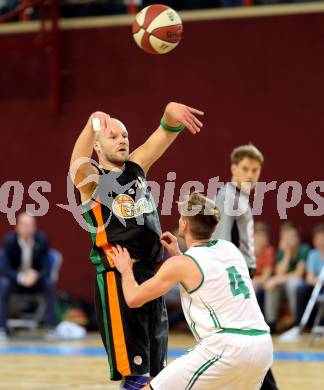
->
[180, 239, 269, 341]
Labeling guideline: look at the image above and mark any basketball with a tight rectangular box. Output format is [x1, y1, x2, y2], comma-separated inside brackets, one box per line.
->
[132, 4, 183, 55]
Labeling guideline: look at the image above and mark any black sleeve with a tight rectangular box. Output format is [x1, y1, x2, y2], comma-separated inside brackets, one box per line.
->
[3, 234, 19, 281]
[36, 233, 51, 280]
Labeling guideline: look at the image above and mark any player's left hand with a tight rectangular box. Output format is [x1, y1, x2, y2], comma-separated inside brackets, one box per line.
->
[160, 231, 182, 256]
[164, 102, 204, 134]
[111, 245, 134, 274]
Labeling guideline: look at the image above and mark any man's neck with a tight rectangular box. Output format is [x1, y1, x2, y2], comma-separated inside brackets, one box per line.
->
[99, 159, 126, 171]
[18, 236, 34, 245]
[186, 236, 211, 249]
[230, 178, 252, 196]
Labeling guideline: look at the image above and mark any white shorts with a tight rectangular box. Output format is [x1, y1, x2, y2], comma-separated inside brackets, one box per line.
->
[151, 333, 273, 390]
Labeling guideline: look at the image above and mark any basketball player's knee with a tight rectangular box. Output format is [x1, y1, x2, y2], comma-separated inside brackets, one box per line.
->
[120, 375, 149, 389]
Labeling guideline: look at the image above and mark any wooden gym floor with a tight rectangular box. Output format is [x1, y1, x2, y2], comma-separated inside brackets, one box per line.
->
[0, 332, 323, 390]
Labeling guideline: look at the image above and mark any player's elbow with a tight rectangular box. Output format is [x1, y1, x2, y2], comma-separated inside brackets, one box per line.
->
[127, 297, 143, 309]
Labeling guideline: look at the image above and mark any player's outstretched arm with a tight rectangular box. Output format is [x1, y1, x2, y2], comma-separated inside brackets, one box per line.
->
[129, 102, 204, 175]
[110, 245, 183, 308]
[69, 112, 109, 201]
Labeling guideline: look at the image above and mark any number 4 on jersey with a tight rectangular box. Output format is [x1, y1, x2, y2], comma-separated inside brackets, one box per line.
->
[226, 266, 250, 299]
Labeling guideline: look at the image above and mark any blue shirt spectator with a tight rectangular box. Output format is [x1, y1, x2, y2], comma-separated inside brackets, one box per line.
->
[306, 249, 324, 277]
[295, 224, 324, 327]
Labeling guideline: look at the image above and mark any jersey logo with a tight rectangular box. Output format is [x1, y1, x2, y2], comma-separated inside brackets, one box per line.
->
[112, 194, 153, 219]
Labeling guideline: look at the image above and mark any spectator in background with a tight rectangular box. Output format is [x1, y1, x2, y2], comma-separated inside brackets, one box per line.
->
[294, 224, 324, 327]
[264, 222, 310, 333]
[0, 213, 59, 340]
[0, 0, 18, 16]
[252, 221, 275, 313]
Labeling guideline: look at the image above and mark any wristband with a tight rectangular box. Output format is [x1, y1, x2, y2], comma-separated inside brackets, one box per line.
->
[160, 117, 185, 132]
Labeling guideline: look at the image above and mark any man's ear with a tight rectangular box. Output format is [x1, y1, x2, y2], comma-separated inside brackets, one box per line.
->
[93, 141, 100, 154]
[182, 217, 189, 233]
[230, 163, 237, 178]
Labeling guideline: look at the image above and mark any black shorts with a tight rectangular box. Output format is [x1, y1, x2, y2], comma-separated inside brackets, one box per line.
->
[95, 266, 169, 381]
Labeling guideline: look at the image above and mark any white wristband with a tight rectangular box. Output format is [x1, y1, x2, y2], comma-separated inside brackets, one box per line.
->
[92, 118, 101, 132]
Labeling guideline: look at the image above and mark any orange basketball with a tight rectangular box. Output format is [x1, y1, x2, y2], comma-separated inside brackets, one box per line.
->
[132, 4, 183, 55]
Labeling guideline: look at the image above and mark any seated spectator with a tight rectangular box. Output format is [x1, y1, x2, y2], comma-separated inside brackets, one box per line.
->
[0, 213, 59, 340]
[0, 0, 18, 16]
[252, 221, 275, 313]
[294, 224, 324, 327]
[264, 222, 310, 332]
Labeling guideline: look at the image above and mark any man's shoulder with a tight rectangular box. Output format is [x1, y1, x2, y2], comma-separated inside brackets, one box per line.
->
[187, 239, 238, 254]
[3, 232, 17, 244]
[34, 232, 48, 244]
[217, 238, 242, 254]
[215, 183, 230, 200]
[126, 159, 145, 174]
[307, 248, 321, 262]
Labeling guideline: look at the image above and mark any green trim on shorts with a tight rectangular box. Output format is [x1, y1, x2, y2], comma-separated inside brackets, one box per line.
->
[219, 328, 269, 336]
[96, 274, 114, 372]
[185, 354, 222, 390]
[184, 254, 204, 294]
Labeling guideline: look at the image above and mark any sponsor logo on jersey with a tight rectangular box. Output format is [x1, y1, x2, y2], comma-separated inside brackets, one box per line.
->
[112, 194, 153, 219]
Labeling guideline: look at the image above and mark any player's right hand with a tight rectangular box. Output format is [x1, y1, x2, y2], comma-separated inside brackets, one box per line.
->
[110, 245, 134, 274]
[160, 231, 182, 257]
[89, 111, 111, 134]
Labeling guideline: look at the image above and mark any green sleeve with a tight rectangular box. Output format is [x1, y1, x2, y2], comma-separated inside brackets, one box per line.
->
[298, 243, 311, 262]
[276, 250, 283, 263]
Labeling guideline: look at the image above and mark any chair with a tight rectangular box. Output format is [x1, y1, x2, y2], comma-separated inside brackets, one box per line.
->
[310, 294, 324, 342]
[278, 268, 324, 343]
[298, 267, 324, 343]
[5, 248, 63, 334]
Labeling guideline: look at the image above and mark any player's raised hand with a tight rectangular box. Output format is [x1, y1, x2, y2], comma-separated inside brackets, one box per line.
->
[89, 111, 111, 136]
[160, 231, 182, 256]
[111, 245, 134, 274]
[164, 102, 204, 134]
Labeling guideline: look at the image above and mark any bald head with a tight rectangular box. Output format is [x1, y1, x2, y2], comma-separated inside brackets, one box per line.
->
[16, 213, 36, 241]
[95, 118, 127, 142]
[93, 117, 130, 167]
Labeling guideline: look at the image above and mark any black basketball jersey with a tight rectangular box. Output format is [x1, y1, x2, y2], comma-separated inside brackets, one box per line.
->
[82, 161, 163, 273]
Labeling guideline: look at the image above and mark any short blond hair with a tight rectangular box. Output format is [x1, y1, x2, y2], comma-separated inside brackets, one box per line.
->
[178, 192, 221, 240]
[231, 144, 264, 165]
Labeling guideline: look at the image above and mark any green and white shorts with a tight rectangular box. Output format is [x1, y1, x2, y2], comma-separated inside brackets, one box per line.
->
[150, 332, 273, 390]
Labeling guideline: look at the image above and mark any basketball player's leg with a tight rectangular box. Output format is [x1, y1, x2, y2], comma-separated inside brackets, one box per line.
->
[149, 337, 227, 390]
[225, 334, 273, 390]
[149, 296, 169, 377]
[149, 333, 272, 390]
[95, 271, 152, 383]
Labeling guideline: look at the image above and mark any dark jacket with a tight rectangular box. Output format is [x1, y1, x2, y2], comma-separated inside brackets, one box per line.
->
[2, 232, 50, 281]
